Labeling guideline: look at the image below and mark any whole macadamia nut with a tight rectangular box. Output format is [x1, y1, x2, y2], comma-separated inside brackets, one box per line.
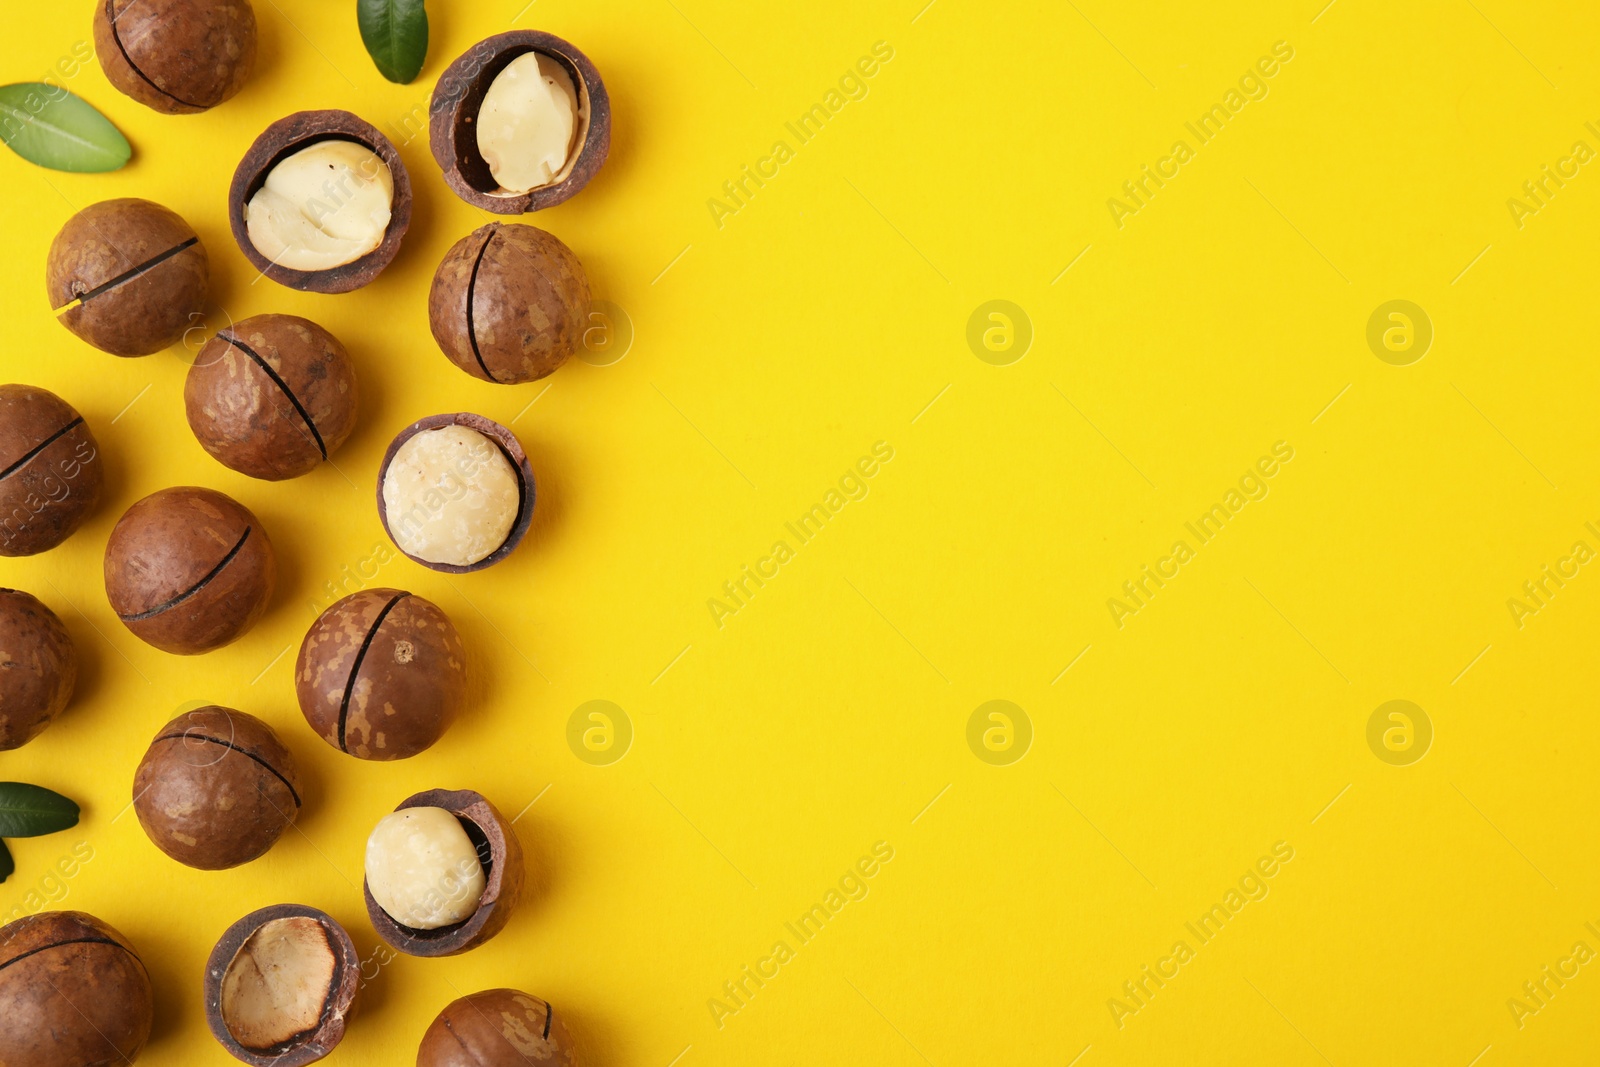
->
[94, 0, 257, 114]
[429, 222, 590, 384]
[104, 487, 276, 655]
[0, 589, 77, 751]
[295, 589, 465, 760]
[418, 988, 578, 1067]
[0, 911, 154, 1066]
[47, 198, 209, 357]
[186, 314, 360, 480]
[133, 706, 302, 869]
[0, 384, 103, 556]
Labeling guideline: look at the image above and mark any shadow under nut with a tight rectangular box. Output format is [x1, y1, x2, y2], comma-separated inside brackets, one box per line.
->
[429, 222, 591, 384]
[186, 314, 359, 480]
[295, 589, 466, 760]
[94, 0, 257, 114]
[104, 487, 276, 655]
[0, 384, 103, 556]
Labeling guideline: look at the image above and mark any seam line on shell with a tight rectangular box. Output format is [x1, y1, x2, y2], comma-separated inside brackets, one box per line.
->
[61, 236, 200, 309]
[117, 526, 252, 622]
[464, 227, 501, 383]
[152, 732, 303, 808]
[0, 417, 83, 482]
[220, 333, 328, 459]
[103, 0, 214, 110]
[336, 592, 410, 752]
[544, 1000, 553, 1038]
[0, 936, 129, 974]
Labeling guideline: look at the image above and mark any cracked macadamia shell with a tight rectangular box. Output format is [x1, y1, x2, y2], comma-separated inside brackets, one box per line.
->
[46, 198, 210, 356]
[363, 789, 524, 957]
[431, 30, 610, 214]
[0, 911, 154, 1067]
[204, 904, 359, 1067]
[186, 314, 359, 480]
[133, 706, 302, 869]
[418, 988, 578, 1067]
[103, 486, 276, 655]
[0, 589, 77, 751]
[295, 588, 465, 760]
[94, 0, 257, 114]
[0, 384, 103, 556]
[229, 111, 412, 293]
[429, 222, 591, 384]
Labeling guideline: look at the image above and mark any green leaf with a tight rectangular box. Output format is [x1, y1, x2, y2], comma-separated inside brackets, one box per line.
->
[357, 0, 429, 84]
[0, 783, 79, 838]
[0, 84, 130, 173]
[0, 841, 12, 884]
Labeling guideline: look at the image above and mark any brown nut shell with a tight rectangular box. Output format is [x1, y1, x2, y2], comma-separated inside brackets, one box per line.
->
[132, 706, 301, 869]
[364, 789, 523, 957]
[203, 904, 359, 1067]
[94, 0, 257, 114]
[0, 384, 103, 556]
[430, 30, 610, 214]
[0, 589, 77, 751]
[186, 314, 360, 480]
[0, 910, 153, 1067]
[376, 413, 536, 573]
[429, 222, 591, 384]
[103, 486, 276, 655]
[46, 198, 210, 356]
[229, 110, 412, 294]
[418, 988, 578, 1067]
[295, 589, 465, 760]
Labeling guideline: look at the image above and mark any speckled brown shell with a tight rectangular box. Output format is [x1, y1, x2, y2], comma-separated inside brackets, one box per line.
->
[418, 988, 578, 1067]
[103, 487, 276, 655]
[47, 198, 210, 356]
[364, 789, 523, 957]
[0, 911, 153, 1066]
[0, 590, 77, 751]
[203, 904, 359, 1067]
[375, 413, 537, 573]
[429, 222, 590, 384]
[132, 706, 301, 869]
[186, 314, 359, 480]
[295, 589, 465, 760]
[94, 0, 257, 114]
[430, 30, 610, 214]
[0, 384, 103, 556]
[229, 110, 412, 294]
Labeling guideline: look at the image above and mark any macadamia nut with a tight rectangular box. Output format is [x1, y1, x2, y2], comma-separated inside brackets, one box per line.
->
[247, 141, 394, 271]
[381, 426, 519, 566]
[478, 52, 580, 194]
[366, 807, 487, 929]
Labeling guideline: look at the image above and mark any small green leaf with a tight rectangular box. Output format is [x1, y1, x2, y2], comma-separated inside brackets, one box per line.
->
[357, 0, 429, 84]
[0, 841, 12, 884]
[0, 84, 131, 173]
[0, 783, 80, 838]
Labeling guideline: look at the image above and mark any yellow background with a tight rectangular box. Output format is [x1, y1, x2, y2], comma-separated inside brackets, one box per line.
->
[3, 0, 1600, 1063]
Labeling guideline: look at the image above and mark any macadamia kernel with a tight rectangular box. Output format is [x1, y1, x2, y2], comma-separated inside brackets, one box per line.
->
[381, 426, 519, 566]
[477, 52, 580, 194]
[247, 141, 394, 271]
[365, 807, 487, 929]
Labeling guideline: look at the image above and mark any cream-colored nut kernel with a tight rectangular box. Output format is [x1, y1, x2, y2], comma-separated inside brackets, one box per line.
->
[246, 140, 394, 271]
[477, 51, 579, 194]
[365, 807, 487, 930]
[382, 426, 519, 566]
